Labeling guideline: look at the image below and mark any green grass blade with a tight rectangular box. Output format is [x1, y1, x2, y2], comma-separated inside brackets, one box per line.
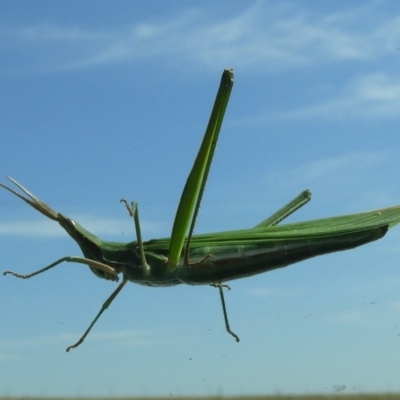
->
[167, 69, 234, 270]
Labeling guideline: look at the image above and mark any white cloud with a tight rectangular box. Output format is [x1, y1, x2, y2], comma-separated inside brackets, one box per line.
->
[285, 73, 400, 119]
[0, 329, 162, 349]
[0, 354, 18, 362]
[0, 214, 165, 238]
[250, 286, 302, 298]
[265, 149, 393, 187]
[2, 1, 400, 74]
[389, 300, 400, 311]
[326, 308, 367, 323]
[325, 302, 400, 324]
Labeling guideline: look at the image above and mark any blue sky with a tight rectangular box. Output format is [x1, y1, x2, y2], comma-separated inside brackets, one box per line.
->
[2, 0, 400, 397]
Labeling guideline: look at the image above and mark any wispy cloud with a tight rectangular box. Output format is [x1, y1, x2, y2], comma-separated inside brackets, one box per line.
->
[0, 214, 165, 238]
[250, 286, 303, 298]
[289, 150, 392, 183]
[325, 297, 400, 324]
[389, 300, 400, 310]
[0, 354, 18, 362]
[264, 149, 393, 190]
[326, 308, 368, 323]
[2, 1, 400, 74]
[267, 73, 400, 120]
[0, 329, 163, 349]
[326, 305, 390, 324]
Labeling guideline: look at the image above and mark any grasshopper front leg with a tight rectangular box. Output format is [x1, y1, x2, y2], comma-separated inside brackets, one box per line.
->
[120, 199, 150, 276]
[4, 256, 119, 281]
[67, 199, 154, 352]
[3, 254, 126, 351]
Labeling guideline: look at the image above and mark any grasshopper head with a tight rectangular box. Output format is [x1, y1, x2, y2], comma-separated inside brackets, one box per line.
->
[1, 175, 99, 236]
[0, 177, 118, 281]
[0, 176, 62, 222]
[0, 176, 96, 240]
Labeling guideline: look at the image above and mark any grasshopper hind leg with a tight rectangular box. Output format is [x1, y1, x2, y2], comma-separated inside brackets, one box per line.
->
[211, 283, 240, 343]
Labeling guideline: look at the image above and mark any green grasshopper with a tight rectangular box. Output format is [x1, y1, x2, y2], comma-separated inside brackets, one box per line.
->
[2, 69, 400, 352]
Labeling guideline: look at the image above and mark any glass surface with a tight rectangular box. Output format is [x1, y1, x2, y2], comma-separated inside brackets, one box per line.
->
[1, 1, 400, 397]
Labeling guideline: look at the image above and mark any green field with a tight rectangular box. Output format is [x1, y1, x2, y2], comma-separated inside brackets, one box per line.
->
[2, 395, 400, 400]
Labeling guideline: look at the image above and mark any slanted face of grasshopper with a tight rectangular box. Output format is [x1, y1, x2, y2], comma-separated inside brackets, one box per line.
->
[3, 69, 400, 352]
